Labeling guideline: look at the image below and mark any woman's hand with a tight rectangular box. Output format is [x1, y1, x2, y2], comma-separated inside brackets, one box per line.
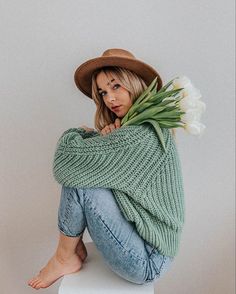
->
[80, 125, 95, 132]
[100, 118, 121, 136]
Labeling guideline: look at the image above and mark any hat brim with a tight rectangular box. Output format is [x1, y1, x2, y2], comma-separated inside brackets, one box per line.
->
[74, 56, 163, 99]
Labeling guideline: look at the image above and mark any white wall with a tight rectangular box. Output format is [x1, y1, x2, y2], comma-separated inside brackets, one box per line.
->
[0, 1, 235, 293]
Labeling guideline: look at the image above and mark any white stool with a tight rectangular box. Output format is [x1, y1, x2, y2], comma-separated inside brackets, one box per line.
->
[59, 241, 154, 294]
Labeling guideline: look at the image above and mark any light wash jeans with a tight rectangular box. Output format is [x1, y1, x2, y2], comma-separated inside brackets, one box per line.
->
[58, 186, 174, 284]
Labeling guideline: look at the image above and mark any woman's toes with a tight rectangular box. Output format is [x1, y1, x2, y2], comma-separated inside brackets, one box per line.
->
[31, 280, 38, 287]
[30, 280, 37, 288]
[34, 280, 43, 289]
[28, 277, 37, 287]
[28, 277, 41, 289]
[28, 277, 35, 284]
[32, 278, 41, 288]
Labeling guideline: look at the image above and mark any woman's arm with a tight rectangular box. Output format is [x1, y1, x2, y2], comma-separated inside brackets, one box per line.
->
[52, 124, 154, 189]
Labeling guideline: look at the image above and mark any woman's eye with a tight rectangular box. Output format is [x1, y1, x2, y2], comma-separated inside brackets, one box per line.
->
[99, 84, 120, 97]
[99, 91, 106, 97]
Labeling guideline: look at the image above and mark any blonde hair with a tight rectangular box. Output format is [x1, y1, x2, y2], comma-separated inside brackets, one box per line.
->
[91, 66, 176, 139]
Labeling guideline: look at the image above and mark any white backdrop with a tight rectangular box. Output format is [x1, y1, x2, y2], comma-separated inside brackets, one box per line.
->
[0, 1, 235, 293]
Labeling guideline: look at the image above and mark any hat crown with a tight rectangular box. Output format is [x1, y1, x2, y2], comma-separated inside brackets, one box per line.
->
[102, 48, 135, 59]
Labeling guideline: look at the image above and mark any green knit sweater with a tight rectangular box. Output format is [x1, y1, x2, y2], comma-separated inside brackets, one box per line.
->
[52, 124, 185, 257]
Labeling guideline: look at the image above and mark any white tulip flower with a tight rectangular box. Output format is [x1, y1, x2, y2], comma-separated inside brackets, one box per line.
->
[184, 121, 206, 136]
[179, 95, 199, 111]
[179, 96, 206, 113]
[181, 109, 201, 123]
[180, 86, 202, 100]
[172, 76, 193, 90]
[195, 100, 206, 113]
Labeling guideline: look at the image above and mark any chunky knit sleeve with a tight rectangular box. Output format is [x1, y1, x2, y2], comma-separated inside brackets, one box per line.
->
[52, 124, 161, 189]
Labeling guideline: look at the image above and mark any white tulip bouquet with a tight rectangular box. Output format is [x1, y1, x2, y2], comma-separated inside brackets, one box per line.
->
[121, 75, 206, 152]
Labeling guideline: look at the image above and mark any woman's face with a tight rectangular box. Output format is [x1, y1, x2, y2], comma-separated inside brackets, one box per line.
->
[96, 71, 133, 118]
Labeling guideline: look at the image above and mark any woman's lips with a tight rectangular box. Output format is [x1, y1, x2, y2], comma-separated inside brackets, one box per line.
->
[112, 106, 122, 111]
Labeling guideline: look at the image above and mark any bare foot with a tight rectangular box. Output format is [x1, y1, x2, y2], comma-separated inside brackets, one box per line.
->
[75, 239, 88, 262]
[28, 253, 82, 290]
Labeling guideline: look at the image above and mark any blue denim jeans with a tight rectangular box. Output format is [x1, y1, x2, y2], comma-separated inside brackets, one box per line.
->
[58, 186, 174, 284]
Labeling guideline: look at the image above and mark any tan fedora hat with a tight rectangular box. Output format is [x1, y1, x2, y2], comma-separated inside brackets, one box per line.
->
[74, 48, 163, 99]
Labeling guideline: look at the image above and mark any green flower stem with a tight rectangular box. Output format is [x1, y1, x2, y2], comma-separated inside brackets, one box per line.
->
[121, 76, 187, 153]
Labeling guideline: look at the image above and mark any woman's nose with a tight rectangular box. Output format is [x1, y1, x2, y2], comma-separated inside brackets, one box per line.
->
[107, 93, 116, 101]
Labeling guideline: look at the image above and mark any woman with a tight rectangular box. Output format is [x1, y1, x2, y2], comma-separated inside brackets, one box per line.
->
[28, 48, 185, 290]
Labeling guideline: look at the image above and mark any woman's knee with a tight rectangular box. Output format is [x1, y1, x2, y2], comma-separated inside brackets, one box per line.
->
[61, 186, 86, 204]
[60, 186, 104, 215]
[82, 187, 115, 209]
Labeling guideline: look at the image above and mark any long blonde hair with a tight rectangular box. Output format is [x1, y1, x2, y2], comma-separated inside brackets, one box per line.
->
[91, 66, 176, 139]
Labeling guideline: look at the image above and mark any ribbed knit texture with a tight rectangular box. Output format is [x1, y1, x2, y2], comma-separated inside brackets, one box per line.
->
[52, 124, 185, 257]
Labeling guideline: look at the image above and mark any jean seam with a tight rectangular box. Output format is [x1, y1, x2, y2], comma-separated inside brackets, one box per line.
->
[60, 191, 74, 228]
[84, 196, 147, 266]
[148, 247, 156, 257]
